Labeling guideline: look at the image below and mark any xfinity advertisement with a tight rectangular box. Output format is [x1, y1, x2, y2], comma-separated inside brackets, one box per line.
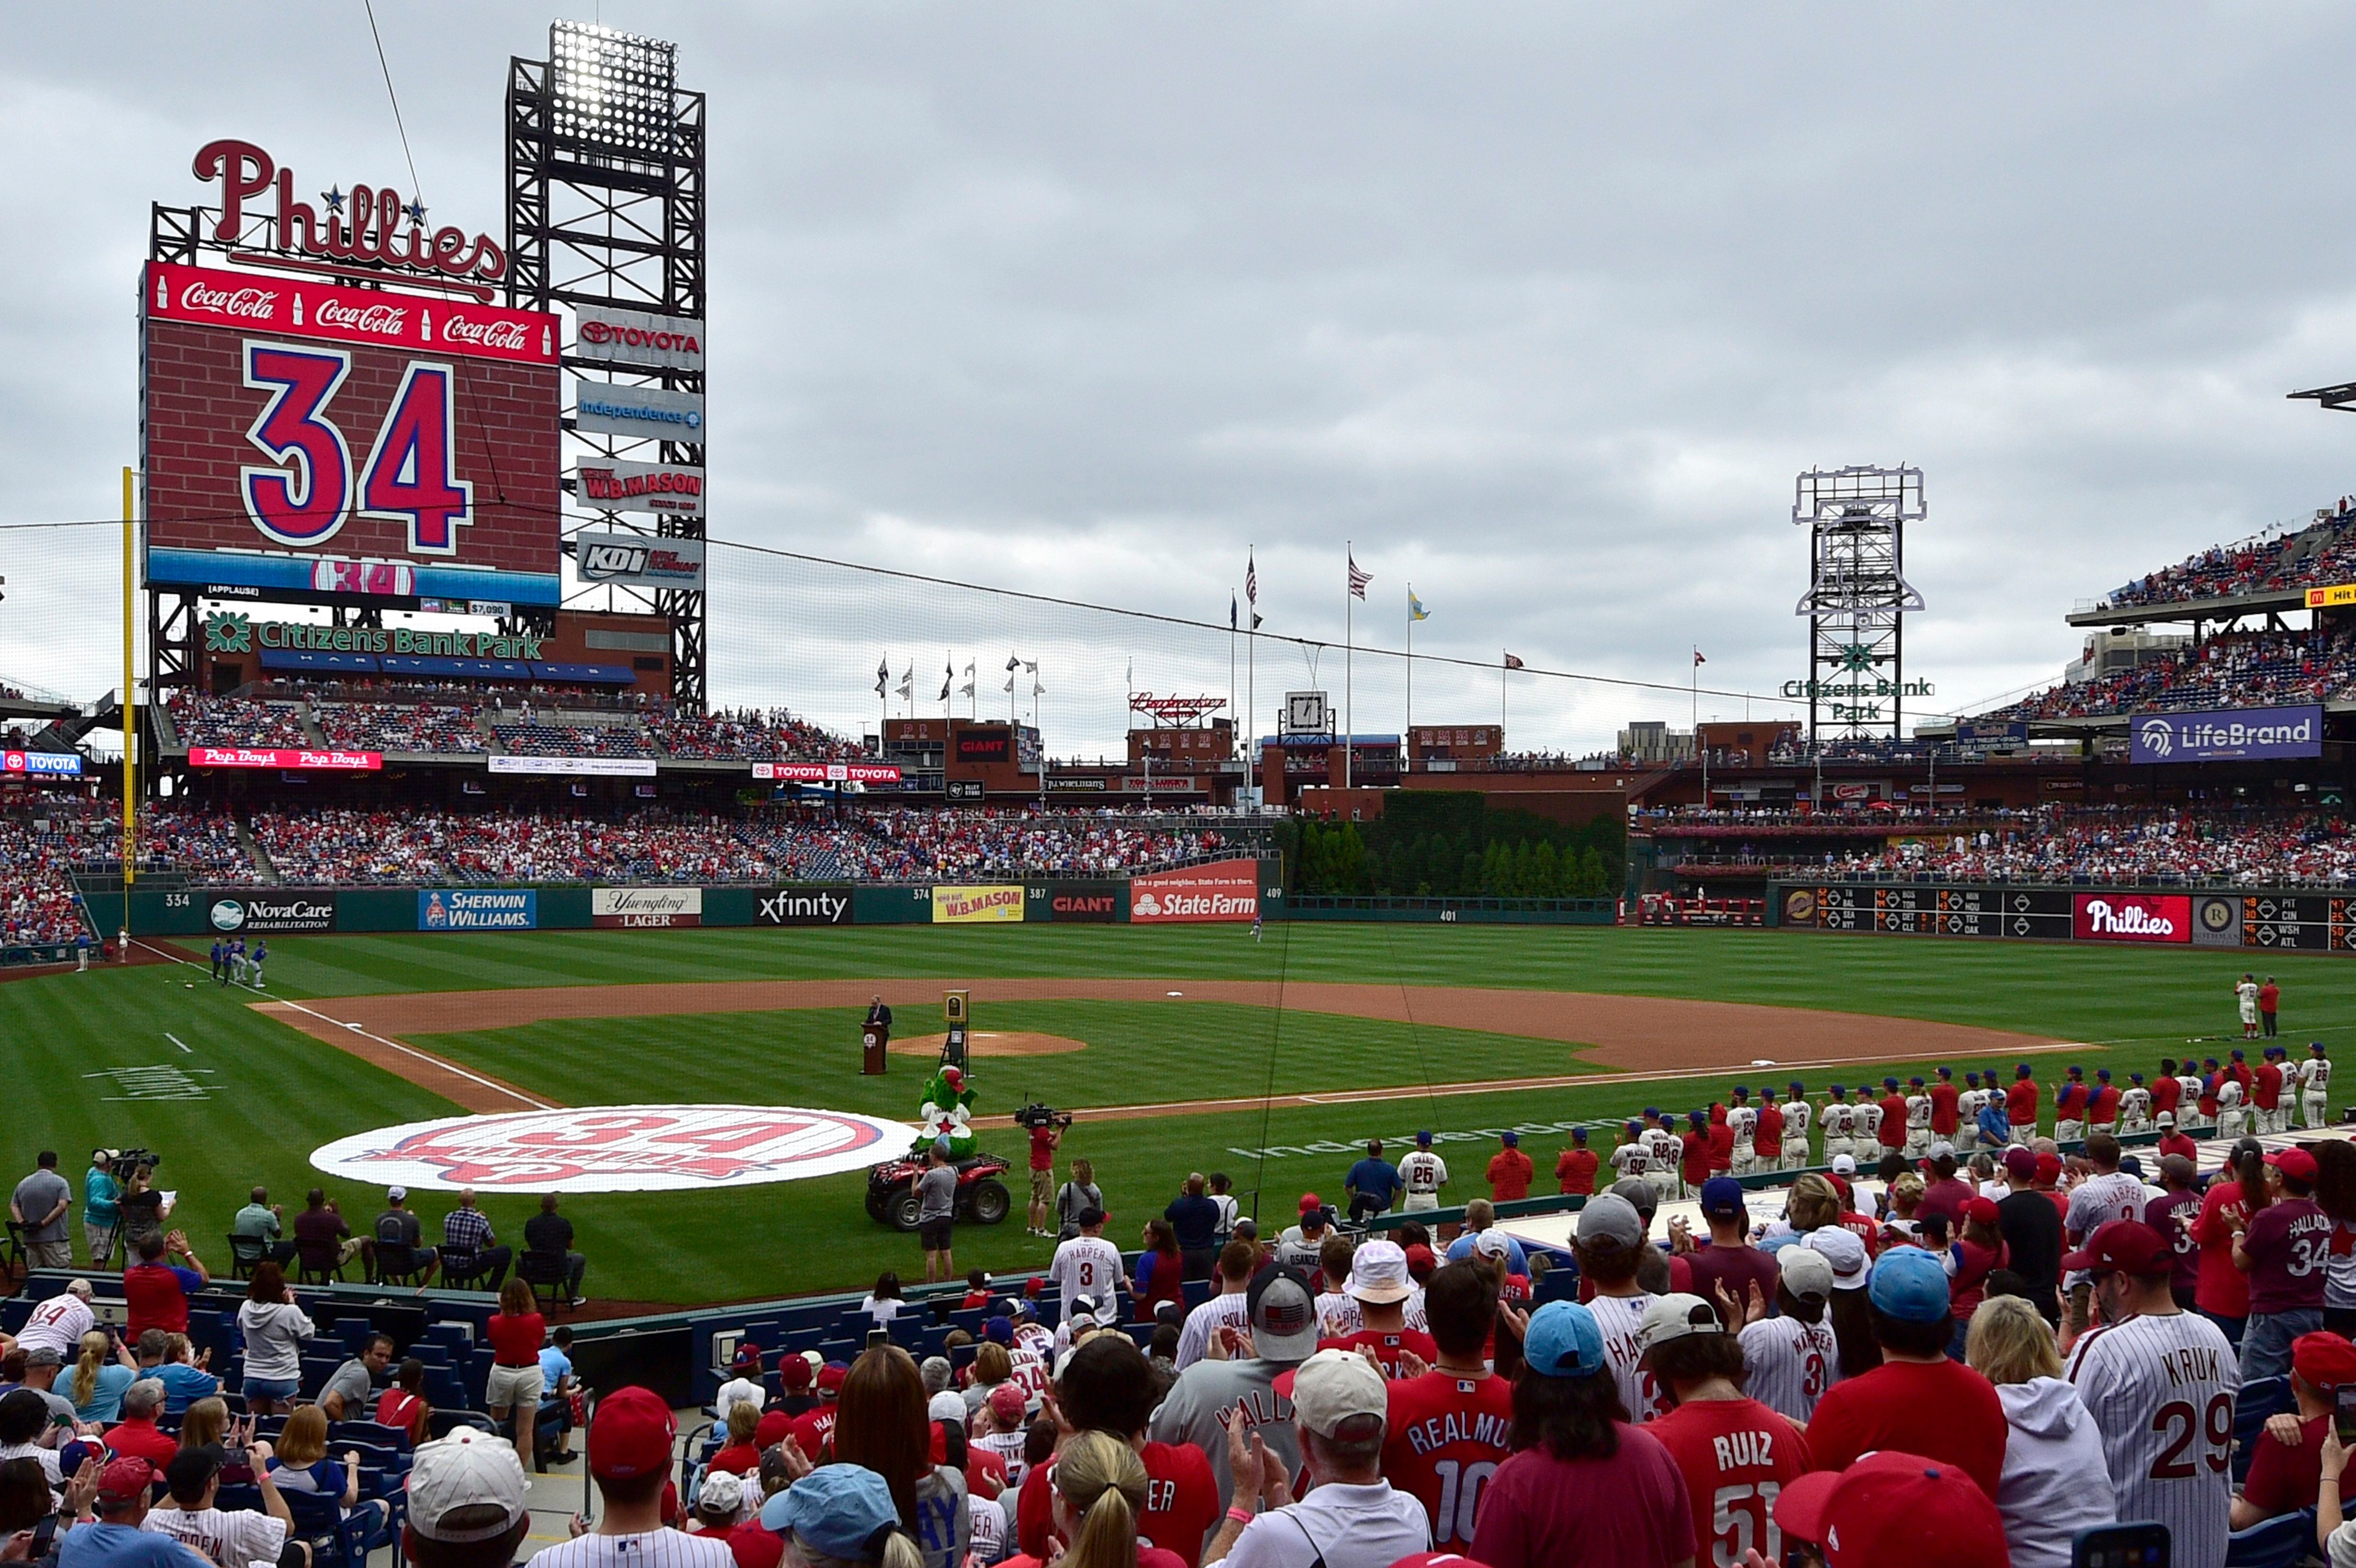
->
[2130, 705, 2323, 764]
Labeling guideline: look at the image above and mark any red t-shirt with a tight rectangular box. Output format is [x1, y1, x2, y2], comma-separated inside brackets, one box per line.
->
[376, 1388, 425, 1433]
[2147, 1190, 2204, 1296]
[487, 1311, 545, 1366]
[1804, 1358, 2007, 1498]
[1029, 1128, 1056, 1173]
[707, 1443, 760, 1476]
[1017, 1440, 1219, 1566]
[1469, 1427, 1696, 1568]
[2159, 1131, 2199, 1165]
[2152, 1077, 2182, 1116]
[1487, 1150, 1533, 1201]
[1321, 1328, 1440, 1381]
[1949, 1239, 2007, 1321]
[1876, 1096, 1908, 1147]
[2007, 1080, 2039, 1127]
[790, 1407, 838, 1460]
[1381, 1370, 1515, 1552]
[122, 1263, 196, 1338]
[1554, 1148, 1599, 1196]
[1755, 1103, 1784, 1158]
[2194, 1185, 2259, 1318]
[2243, 1196, 2332, 1315]
[1706, 1124, 1734, 1172]
[1686, 1243, 1780, 1315]
[102, 1418, 178, 1469]
[966, 1445, 1009, 1501]
[1647, 1397, 1813, 1568]
[2242, 1412, 2351, 1517]
[961, 1290, 992, 1310]
[754, 1407, 803, 1452]
[1680, 1132, 1712, 1187]
[2090, 1085, 2120, 1122]
[1929, 1084, 1960, 1134]
[2256, 1065, 2284, 1110]
[2260, 984, 2281, 1014]
[1837, 1211, 1881, 1258]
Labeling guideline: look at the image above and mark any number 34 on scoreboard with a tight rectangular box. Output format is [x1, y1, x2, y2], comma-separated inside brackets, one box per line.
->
[242, 344, 471, 553]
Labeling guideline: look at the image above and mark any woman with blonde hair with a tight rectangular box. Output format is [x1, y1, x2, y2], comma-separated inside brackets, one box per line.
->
[1783, 1173, 1843, 1234]
[69, 1330, 132, 1423]
[178, 1397, 258, 1483]
[1048, 1430, 1180, 1568]
[266, 1404, 390, 1536]
[1966, 1295, 2113, 1568]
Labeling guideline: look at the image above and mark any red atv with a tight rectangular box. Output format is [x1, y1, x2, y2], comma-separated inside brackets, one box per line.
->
[866, 1150, 1014, 1231]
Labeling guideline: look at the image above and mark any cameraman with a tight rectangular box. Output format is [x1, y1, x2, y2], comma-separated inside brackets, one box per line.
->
[1025, 1110, 1063, 1240]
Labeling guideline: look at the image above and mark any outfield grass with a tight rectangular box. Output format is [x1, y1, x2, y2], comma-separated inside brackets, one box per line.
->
[6, 922, 2340, 1305]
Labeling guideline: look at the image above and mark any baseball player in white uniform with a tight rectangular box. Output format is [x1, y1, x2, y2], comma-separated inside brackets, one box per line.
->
[2064, 1221, 2239, 1568]
[1727, 1096, 1759, 1176]
[2236, 974, 2261, 1039]
[2214, 1078, 2247, 1144]
[2180, 1068, 2210, 1135]
[2303, 1044, 2334, 1129]
[1610, 1122, 1652, 1188]
[1903, 1079, 1932, 1159]
[1640, 1115, 1682, 1202]
[1851, 1096, 1883, 1160]
[2118, 1075, 2152, 1136]
[1957, 1074, 1986, 1144]
[1780, 1085, 1812, 1171]
[1819, 1089, 1853, 1166]
[1398, 1132, 1448, 1212]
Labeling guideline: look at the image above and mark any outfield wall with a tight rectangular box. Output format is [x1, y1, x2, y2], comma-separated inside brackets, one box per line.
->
[1771, 880, 2356, 952]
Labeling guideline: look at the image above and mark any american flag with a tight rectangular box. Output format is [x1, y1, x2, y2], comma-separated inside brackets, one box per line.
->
[1504, 652, 1525, 670]
[1694, 648, 1707, 666]
[1246, 553, 1258, 605]
[1348, 554, 1371, 600]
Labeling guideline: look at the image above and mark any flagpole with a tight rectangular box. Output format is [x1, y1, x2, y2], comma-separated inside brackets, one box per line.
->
[1500, 648, 1507, 732]
[1343, 541, 1353, 791]
[1403, 588, 1411, 775]
[1246, 547, 1258, 809]
[1694, 646, 1707, 807]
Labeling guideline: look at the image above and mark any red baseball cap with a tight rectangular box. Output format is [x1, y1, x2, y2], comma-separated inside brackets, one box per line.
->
[2297, 1332, 2356, 1391]
[96, 1456, 154, 1507]
[1963, 1197, 2000, 1228]
[2062, 1220, 2172, 1277]
[1403, 1243, 1437, 1281]
[778, 1353, 813, 1391]
[589, 1385, 676, 1481]
[2269, 1148, 2321, 1184]
[1774, 1451, 2007, 1568]
[817, 1362, 848, 1394]
[1387, 1556, 1497, 1568]
[1299, 1193, 1324, 1215]
[2034, 1152, 2063, 1184]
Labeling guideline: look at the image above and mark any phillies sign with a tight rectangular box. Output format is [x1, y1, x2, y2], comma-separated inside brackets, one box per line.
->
[192, 139, 506, 290]
[2130, 705, 2323, 764]
[308, 1104, 918, 1193]
[2072, 893, 2191, 945]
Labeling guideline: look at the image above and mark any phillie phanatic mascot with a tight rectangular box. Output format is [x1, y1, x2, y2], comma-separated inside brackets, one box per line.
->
[916, 1063, 977, 1157]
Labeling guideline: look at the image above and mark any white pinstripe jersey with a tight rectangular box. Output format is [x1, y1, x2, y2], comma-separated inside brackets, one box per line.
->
[1820, 1104, 1853, 1139]
[1905, 1094, 1931, 1129]
[2119, 1088, 2151, 1121]
[1174, 1292, 1253, 1368]
[530, 1530, 736, 1568]
[1728, 1107, 1758, 1143]
[1737, 1313, 1838, 1423]
[2064, 1310, 2240, 1568]
[1781, 1099, 1812, 1135]
[2306, 1056, 2334, 1092]
[1585, 1290, 1667, 1423]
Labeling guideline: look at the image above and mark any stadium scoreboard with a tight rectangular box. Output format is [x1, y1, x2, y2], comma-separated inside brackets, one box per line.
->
[1785, 885, 2073, 940]
[1778, 883, 2356, 952]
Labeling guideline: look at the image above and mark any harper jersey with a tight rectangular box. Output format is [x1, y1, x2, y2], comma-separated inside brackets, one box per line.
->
[1781, 1099, 1812, 1138]
[2064, 1310, 2241, 1568]
[1737, 1313, 1840, 1424]
[1586, 1291, 1666, 1422]
[1399, 1150, 1448, 1197]
[1381, 1370, 1516, 1552]
[1048, 1235, 1124, 1307]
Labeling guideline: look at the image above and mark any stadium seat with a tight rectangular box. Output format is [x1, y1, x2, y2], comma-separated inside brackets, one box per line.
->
[373, 1242, 429, 1289]
[2234, 1376, 2294, 1483]
[2225, 1507, 2316, 1568]
[330, 1420, 414, 1455]
[225, 1234, 267, 1281]
[518, 1251, 570, 1315]
[281, 1486, 394, 1568]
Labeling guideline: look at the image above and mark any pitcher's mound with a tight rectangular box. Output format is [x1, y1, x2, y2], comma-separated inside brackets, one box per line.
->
[890, 1031, 1087, 1058]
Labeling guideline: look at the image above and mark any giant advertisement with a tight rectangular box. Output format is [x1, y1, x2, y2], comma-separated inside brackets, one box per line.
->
[142, 260, 563, 606]
[932, 885, 1025, 923]
[1044, 882, 1123, 923]
[1129, 860, 1259, 923]
[2072, 893, 2192, 944]
[419, 889, 537, 931]
[2129, 706, 2323, 764]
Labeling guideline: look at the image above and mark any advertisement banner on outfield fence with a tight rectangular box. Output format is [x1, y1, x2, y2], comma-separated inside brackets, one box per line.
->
[420, 888, 537, 931]
[1044, 882, 1123, 923]
[2072, 893, 2192, 944]
[1, 752, 82, 777]
[2129, 705, 2322, 763]
[189, 746, 382, 772]
[592, 887, 702, 928]
[1129, 859, 1259, 923]
[752, 762, 905, 784]
[206, 893, 336, 934]
[485, 755, 658, 778]
[309, 1103, 916, 1194]
[932, 885, 1025, 923]
[755, 888, 853, 926]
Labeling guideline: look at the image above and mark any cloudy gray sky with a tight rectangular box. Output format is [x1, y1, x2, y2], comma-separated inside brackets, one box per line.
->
[7, 3, 2356, 752]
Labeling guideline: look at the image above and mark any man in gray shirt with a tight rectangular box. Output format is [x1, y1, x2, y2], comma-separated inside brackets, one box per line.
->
[319, 1332, 394, 1422]
[11, 1153, 73, 1270]
[1148, 1265, 1320, 1509]
[918, 1143, 960, 1284]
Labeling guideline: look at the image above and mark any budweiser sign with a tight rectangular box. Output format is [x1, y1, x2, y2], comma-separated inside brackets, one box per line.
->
[2072, 893, 2191, 945]
[309, 1105, 918, 1193]
[187, 747, 382, 772]
[147, 262, 557, 366]
[193, 138, 506, 286]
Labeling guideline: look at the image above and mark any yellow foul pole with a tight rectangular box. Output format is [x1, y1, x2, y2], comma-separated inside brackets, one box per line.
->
[121, 468, 136, 901]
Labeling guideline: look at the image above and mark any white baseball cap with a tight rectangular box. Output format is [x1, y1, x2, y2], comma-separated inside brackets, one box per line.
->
[1288, 1348, 1387, 1438]
[1472, 1230, 1511, 1260]
[387, 1186, 408, 1203]
[405, 1429, 528, 1542]
[1829, 1154, 1857, 1176]
[1804, 1227, 1870, 1289]
[1346, 1240, 1415, 1304]
[698, 1471, 746, 1514]
[1636, 1294, 1723, 1352]
[1778, 1247, 1836, 1302]
[927, 1391, 967, 1425]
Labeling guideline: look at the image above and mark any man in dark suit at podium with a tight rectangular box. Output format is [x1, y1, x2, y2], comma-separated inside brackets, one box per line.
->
[866, 996, 893, 1033]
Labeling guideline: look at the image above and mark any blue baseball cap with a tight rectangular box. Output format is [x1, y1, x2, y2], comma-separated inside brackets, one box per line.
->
[1733, 1085, 1749, 1098]
[982, 1317, 1013, 1345]
[1644, 1107, 1660, 1119]
[1522, 1301, 1607, 1379]
[1908, 1077, 1923, 1088]
[1625, 1120, 1641, 1135]
[2016, 1064, 2032, 1078]
[1698, 1177, 1745, 1220]
[1867, 1248, 1952, 1325]
[2098, 1068, 2112, 1081]
[1884, 1077, 1899, 1090]
[761, 1461, 899, 1553]
[2067, 1065, 2083, 1078]
[1964, 1071, 1980, 1083]
[1500, 1130, 1518, 1145]
[1688, 1110, 1706, 1126]
[1936, 1067, 1952, 1078]
[1829, 1084, 1845, 1097]
[1571, 1127, 1588, 1143]
[2233, 1049, 2246, 1061]
[1789, 1080, 1804, 1093]
[2130, 1072, 2144, 1083]
[1415, 1131, 1431, 1145]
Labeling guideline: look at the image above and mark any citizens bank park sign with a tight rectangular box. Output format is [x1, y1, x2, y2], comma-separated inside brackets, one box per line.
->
[310, 1105, 919, 1194]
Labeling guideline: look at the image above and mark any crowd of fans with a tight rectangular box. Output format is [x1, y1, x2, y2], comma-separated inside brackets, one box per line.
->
[489, 720, 659, 760]
[164, 697, 311, 751]
[1993, 625, 2356, 722]
[649, 708, 864, 763]
[1753, 806, 2356, 885]
[312, 703, 487, 756]
[803, 809, 1230, 882]
[2102, 496, 2356, 609]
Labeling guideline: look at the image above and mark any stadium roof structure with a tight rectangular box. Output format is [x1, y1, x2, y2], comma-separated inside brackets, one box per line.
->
[2064, 586, 2309, 629]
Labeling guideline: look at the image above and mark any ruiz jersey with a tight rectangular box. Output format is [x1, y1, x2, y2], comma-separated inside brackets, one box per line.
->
[1380, 1371, 1515, 1552]
[1585, 1291, 1666, 1423]
[1737, 1314, 1839, 1424]
[1646, 1397, 1813, 1568]
[1610, 1143, 1651, 1179]
[1905, 1094, 1931, 1130]
[2065, 1310, 2241, 1568]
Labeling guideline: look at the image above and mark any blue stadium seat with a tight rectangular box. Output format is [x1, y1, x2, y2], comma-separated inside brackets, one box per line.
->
[2234, 1376, 2294, 1484]
[2225, 1507, 2316, 1568]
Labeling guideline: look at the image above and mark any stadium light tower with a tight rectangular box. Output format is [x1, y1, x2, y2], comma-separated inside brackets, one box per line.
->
[1792, 465, 1927, 745]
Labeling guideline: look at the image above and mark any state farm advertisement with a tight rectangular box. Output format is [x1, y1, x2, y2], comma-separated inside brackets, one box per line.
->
[189, 747, 382, 772]
[1129, 860, 1259, 924]
[2072, 893, 2192, 944]
[592, 888, 702, 929]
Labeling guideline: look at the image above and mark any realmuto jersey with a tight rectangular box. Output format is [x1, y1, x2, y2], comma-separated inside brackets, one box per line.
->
[1906, 1094, 1931, 1129]
[1737, 1314, 1839, 1424]
[2120, 1088, 2151, 1121]
[1610, 1143, 1651, 1178]
[1585, 1291, 1667, 1423]
[1781, 1099, 1812, 1134]
[1380, 1371, 1516, 1552]
[1400, 1150, 1447, 1195]
[2065, 1310, 2241, 1568]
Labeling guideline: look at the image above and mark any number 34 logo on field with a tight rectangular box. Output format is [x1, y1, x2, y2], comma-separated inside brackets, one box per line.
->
[240, 340, 473, 555]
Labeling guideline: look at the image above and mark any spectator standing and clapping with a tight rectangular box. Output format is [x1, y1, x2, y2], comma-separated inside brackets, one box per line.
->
[232, 1263, 313, 1416]
[1273, 1199, 1330, 1275]
[1174, 1243, 1258, 1371]
[1683, 1178, 1778, 1312]
[2235, 1145, 2333, 1381]
[1802, 1248, 2006, 1495]
[1735, 1246, 1839, 1423]
[1379, 1262, 1511, 1552]
[532, 1387, 731, 1568]
[120, 1237, 205, 1342]
[1049, 1212, 1125, 1325]
[1199, 1350, 1429, 1568]
[525, 1193, 589, 1308]
[1966, 1295, 2113, 1568]
[1994, 1147, 2064, 1325]
[1466, 1301, 1695, 1568]
[1150, 1268, 1320, 1511]
[12, 1154, 72, 1271]
[1639, 1295, 1813, 1568]
[1133, 1221, 1185, 1325]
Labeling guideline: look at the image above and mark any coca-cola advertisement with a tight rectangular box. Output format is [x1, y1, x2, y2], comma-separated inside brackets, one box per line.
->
[141, 261, 562, 595]
[2072, 893, 2192, 944]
